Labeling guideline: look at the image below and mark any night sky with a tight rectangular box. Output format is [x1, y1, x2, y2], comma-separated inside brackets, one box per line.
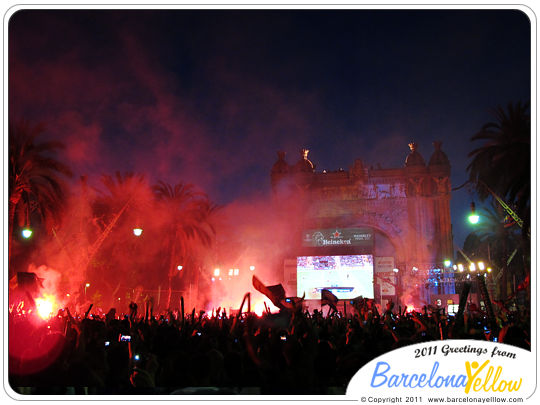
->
[8, 8, 531, 250]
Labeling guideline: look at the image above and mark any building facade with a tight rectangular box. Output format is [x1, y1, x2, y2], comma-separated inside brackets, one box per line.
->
[270, 142, 455, 309]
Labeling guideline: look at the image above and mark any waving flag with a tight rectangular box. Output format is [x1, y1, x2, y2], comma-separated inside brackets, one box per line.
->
[321, 289, 338, 313]
[252, 275, 286, 308]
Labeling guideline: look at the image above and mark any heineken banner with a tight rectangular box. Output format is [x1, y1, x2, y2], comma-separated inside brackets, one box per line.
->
[302, 228, 373, 247]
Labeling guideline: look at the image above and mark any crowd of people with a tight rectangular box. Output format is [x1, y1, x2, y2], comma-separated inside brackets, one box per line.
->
[8, 298, 530, 395]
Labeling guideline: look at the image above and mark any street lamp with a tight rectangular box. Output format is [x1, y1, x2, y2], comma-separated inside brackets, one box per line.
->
[21, 228, 33, 239]
[85, 283, 90, 300]
[460, 260, 496, 333]
[133, 228, 143, 237]
[468, 202, 480, 224]
[456, 261, 488, 275]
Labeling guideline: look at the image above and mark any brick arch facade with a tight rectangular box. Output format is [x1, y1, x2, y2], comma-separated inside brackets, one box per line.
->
[272, 143, 454, 305]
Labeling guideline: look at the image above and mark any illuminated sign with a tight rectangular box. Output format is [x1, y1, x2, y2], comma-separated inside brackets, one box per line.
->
[302, 227, 373, 247]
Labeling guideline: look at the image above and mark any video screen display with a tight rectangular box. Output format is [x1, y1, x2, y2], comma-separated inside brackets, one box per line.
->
[297, 255, 374, 300]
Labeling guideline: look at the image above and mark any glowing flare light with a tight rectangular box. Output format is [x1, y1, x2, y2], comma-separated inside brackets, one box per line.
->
[405, 305, 416, 314]
[35, 294, 57, 320]
[253, 300, 280, 316]
[253, 301, 267, 317]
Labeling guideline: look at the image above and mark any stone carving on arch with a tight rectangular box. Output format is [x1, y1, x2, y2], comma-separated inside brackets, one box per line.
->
[433, 176, 450, 195]
[354, 212, 407, 262]
[407, 177, 424, 197]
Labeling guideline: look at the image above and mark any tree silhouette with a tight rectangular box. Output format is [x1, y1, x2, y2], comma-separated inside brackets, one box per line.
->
[467, 101, 530, 233]
[466, 101, 531, 299]
[8, 120, 72, 275]
[87, 172, 153, 305]
[153, 181, 217, 308]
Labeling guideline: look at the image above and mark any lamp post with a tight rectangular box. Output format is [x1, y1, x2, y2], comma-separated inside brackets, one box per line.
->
[465, 186, 525, 300]
[455, 260, 497, 334]
[85, 283, 90, 300]
[468, 202, 480, 224]
[392, 267, 400, 307]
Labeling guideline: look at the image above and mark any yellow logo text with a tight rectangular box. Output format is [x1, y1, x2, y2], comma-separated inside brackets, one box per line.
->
[464, 360, 522, 394]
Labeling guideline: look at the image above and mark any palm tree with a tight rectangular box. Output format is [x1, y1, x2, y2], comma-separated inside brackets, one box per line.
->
[467, 101, 531, 301]
[153, 181, 217, 308]
[87, 172, 149, 261]
[8, 120, 72, 274]
[87, 172, 152, 304]
[94, 172, 149, 218]
[467, 101, 530, 233]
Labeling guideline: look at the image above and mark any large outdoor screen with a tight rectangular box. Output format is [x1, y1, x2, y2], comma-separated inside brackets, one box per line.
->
[297, 255, 374, 300]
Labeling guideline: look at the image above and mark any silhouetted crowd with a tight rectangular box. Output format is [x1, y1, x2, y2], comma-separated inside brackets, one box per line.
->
[8, 300, 530, 395]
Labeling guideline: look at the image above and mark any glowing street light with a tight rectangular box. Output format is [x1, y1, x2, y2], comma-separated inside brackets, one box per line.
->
[21, 228, 33, 239]
[468, 202, 480, 224]
[443, 259, 452, 268]
[177, 265, 183, 271]
[85, 283, 91, 300]
[455, 261, 490, 275]
[133, 228, 143, 237]
[214, 268, 220, 277]
[249, 265, 255, 271]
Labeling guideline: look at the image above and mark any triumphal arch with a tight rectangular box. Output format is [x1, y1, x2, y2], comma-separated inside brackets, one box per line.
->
[270, 142, 454, 308]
